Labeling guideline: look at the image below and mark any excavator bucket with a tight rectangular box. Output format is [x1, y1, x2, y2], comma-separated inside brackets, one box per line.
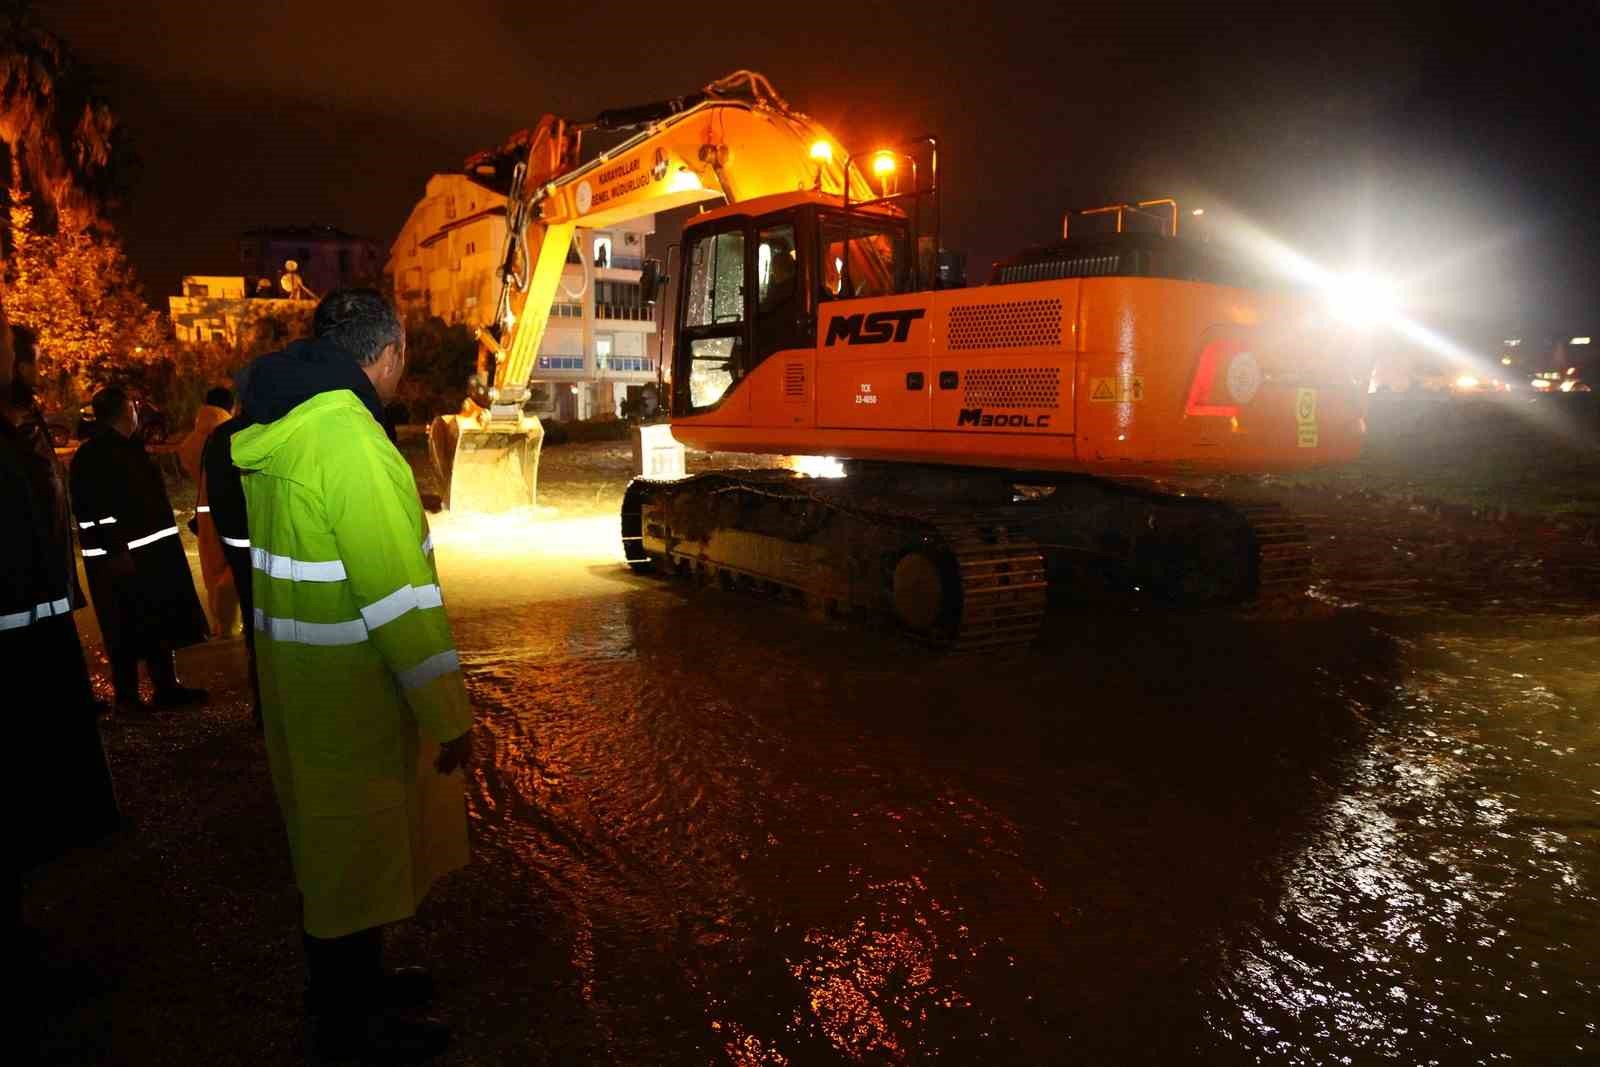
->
[427, 413, 545, 512]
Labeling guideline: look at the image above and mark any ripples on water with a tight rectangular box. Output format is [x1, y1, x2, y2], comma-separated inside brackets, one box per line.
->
[439, 518, 1600, 1064]
[1212, 619, 1600, 1064]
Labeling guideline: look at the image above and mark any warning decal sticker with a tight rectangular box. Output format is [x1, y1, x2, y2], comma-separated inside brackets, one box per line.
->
[1089, 377, 1144, 403]
[1296, 387, 1319, 448]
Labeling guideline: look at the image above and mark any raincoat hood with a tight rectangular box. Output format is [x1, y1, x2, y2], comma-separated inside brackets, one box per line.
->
[240, 336, 385, 427]
[232, 389, 372, 475]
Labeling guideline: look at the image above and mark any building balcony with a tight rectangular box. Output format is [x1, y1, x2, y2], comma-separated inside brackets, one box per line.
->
[594, 303, 655, 323]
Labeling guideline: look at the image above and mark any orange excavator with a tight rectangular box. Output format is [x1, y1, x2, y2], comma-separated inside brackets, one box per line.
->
[433, 71, 1373, 646]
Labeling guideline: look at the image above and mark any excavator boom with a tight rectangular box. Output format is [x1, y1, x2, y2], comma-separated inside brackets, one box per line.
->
[430, 71, 870, 511]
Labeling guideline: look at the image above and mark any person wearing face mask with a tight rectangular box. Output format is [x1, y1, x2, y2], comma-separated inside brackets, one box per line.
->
[69, 384, 210, 717]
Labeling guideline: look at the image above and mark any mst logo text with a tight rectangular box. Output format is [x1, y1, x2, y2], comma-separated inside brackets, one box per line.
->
[824, 308, 926, 346]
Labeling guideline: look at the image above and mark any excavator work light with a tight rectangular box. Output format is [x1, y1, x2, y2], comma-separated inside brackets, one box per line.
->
[809, 140, 833, 162]
[1324, 272, 1398, 329]
[667, 167, 703, 193]
[872, 152, 897, 176]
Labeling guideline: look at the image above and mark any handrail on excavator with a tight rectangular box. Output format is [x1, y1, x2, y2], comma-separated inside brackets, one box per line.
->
[1062, 198, 1181, 239]
[842, 135, 941, 292]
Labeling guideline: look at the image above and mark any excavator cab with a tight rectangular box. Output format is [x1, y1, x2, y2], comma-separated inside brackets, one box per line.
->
[669, 198, 917, 416]
[671, 138, 940, 418]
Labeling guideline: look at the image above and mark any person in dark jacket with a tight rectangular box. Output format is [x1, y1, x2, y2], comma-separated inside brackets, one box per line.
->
[70, 386, 210, 715]
[3, 326, 87, 620]
[2, 319, 120, 907]
[200, 409, 260, 724]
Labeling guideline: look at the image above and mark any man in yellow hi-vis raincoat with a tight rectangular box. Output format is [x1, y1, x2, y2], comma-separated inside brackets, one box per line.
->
[232, 290, 471, 1063]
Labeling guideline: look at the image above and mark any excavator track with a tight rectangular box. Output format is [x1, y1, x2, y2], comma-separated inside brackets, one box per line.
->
[624, 473, 1048, 649]
[960, 471, 1310, 605]
[925, 518, 1049, 650]
[621, 466, 1311, 650]
[1233, 501, 1314, 599]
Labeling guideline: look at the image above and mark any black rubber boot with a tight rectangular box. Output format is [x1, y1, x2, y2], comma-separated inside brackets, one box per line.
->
[305, 930, 448, 1063]
[150, 650, 208, 708]
[110, 649, 146, 713]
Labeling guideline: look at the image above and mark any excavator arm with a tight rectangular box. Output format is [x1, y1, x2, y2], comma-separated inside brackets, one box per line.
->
[432, 71, 869, 510]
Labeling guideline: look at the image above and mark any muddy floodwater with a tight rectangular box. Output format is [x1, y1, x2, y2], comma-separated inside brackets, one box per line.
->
[421, 474, 1600, 1064]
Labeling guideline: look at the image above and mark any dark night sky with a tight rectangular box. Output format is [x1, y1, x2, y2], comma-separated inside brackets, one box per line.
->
[43, 0, 1600, 345]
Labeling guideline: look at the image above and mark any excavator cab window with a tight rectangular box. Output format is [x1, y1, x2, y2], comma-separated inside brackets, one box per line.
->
[757, 226, 798, 311]
[754, 220, 810, 363]
[819, 213, 911, 300]
[680, 226, 749, 412]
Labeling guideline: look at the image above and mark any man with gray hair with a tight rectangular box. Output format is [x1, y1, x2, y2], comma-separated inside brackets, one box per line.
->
[233, 289, 473, 1062]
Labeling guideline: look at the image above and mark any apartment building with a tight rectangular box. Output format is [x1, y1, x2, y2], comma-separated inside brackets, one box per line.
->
[387, 173, 658, 421]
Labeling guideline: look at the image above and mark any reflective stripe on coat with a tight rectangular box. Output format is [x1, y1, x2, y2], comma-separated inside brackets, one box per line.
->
[232, 389, 471, 938]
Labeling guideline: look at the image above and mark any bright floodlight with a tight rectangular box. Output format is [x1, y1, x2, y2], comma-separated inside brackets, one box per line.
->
[809, 140, 833, 162]
[667, 167, 703, 193]
[1324, 272, 1399, 329]
[791, 455, 846, 479]
[873, 152, 897, 176]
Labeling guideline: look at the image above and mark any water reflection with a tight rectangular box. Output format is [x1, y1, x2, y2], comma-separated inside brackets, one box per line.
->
[1215, 616, 1600, 1063]
[445, 558, 1598, 1062]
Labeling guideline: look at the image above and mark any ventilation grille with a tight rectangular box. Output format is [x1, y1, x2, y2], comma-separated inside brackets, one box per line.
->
[783, 362, 806, 401]
[947, 299, 1063, 350]
[963, 367, 1061, 409]
[995, 255, 1121, 285]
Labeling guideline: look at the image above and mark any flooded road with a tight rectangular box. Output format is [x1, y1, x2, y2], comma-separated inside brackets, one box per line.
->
[427, 510, 1600, 1064]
